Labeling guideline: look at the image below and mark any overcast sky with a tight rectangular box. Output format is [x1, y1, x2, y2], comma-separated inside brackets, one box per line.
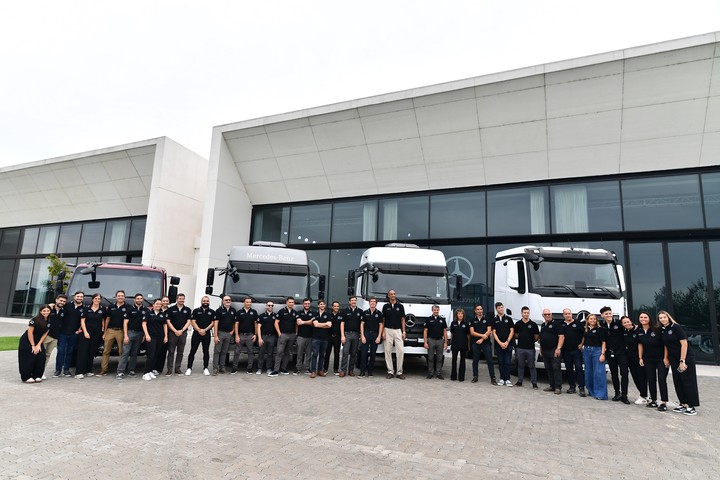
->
[1, 0, 719, 169]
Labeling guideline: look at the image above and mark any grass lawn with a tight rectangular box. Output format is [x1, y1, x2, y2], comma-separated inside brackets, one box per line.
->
[0, 337, 20, 351]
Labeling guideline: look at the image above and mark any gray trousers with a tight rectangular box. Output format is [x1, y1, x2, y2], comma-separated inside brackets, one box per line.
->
[233, 333, 255, 371]
[274, 333, 296, 372]
[166, 331, 187, 373]
[258, 334, 277, 372]
[516, 347, 537, 384]
[427, 337, 445, 375]
[295, 336, 312, 372]
[213, 331, 233, 370]
[340, 331, 360, 373]
[117, 330, 143, 374]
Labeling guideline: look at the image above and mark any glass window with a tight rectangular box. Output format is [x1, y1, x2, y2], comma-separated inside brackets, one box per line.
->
[37, 226, 59, 254]
[379, 196, 429, 241]
[331, 201, 378, 243]
[551, 181, 622, 233]
[307, 250, 329, 302]
[552, 240, 626, 272]
[128, 218, 147, 251]
[30, 258, 53, 305]
[101, 255, 127, 263]
[329, 248, 364, 303]
[709, 241, 720, 361]
[430, 192, 485, 239]
[487, 187, 549, 236]
[622, 175, 703, 231]
[702, 173, 720, 228]
[103, 220, 130, 251]
[628, 243, 668, 316]
[252, 207, 290, 244]
[57, 224, 82, 254]
[434, 244, 488, 313]
[288, 204, 331, 245]
[79, 223, 105, 252]
[0, 259, 15, 316]
[12, 259, 34, 316]
[21, 228, 39, 254]
[0, 229, 21, 256]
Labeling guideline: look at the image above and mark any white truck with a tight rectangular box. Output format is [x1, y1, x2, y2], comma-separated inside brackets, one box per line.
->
[493, 245, 627, 324]
[347, 243, 459, 355]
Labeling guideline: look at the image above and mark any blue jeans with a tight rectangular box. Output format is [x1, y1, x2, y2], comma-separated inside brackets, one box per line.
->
[495, 344, 513, 382]
[360, 331, 379, 374]
[118, 330, 143, 374]
[55, 332, 78, 373]
[310, 339, 328, 372]
[472, 341, 495, 380]
[583, 346, 608, 399]
[562, 348, 585, 388]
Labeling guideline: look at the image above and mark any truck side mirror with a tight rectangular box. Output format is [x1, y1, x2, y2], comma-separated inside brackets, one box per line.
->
[616, 265, 626, 293]
[346, 270, 355, 295]
[206, 268, 215, 287]
[168, 286, 178, 304]
[318, 275, 326, 300]
[55, 270, 66, 294]
[170, 276, 181, 286]
[454, 275, 463, 300]
[205, 286, 214, 295]
[506, 261, 519, 290]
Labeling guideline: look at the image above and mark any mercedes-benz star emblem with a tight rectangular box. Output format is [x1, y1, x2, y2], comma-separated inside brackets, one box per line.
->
[446, 256, 474, 288]
[405, 314, 416, 328]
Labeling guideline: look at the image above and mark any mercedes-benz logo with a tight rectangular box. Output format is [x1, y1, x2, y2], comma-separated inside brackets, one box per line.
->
[576, 310, 591, 323]
[405, 314, 416, 328]
[446, 256, 474, 288]
[309, 259, 320, 286]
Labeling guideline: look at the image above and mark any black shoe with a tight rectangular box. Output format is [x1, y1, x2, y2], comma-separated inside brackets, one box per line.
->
[621, 396, 631, 405]
[578, 387, 587, 397]
[543, 386, 554, 392]
[514, 381, 523, 387]
[471, 376, 478, 383]
[491, 378, 497, 385]
[450, 377, 457, 381]
[657, 403, 667, 412]
[532, 383, 538, 390]
[647, 401, 658, 408]
[231, 368, 238, 375]
[612, 393, 622, 402]
[436, 374, 444, 380]
[566, 387, 576, 394]
[368, 372, 374, 377]
[426, 374, 433, 379]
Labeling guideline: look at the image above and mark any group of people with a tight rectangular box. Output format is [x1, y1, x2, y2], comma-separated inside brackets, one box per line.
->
[16, 290, 702, 416]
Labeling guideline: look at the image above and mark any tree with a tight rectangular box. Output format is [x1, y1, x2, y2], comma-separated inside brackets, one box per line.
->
[45, 254, 72, 297]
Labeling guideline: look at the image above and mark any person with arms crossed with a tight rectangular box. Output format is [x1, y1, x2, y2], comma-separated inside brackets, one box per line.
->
[560, 308, 586, 397]
[100, 290, 128, 376]
[323, 301, 343, 376]
[310, 300, 332, 378]
[513, 306, 539, 389]
[360, 296, 383, 377]
[294, 298, 315, 375]
[539, 308, 564, 394]
[186, 295, 214, 376]
[269, 297, 298, 377]
[492, 302, 514, 387]
[256, 301, 277, 375]
[469, 304, 496, 385]
[117, 293, 147, 379]
[212, 295, 236, 375]
[233, 297, 258, 375]
[340, 296, 364, 377]
[47, 294, 67, 378]
[423, 304, 447, 380]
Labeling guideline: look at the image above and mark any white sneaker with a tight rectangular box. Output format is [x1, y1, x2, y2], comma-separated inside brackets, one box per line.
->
[634, 396, 649, 405]
[148, 372, 157, 379]
[256, 369, 262, 375]
[75, 374, 84, 379]
[185, 368, 192, 376]
[142, 373, 152, 381]
[152, 370, 159, 376]
[203, 368, 210, 376]
[505, 380, 513, 387]
[25, 378, 35, 383]
[34, 378, 43, 383]
[41, 375, 47, 380]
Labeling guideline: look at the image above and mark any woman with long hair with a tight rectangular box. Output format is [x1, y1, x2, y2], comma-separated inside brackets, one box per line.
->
[621, 315, 648, 405]
[143, 298, 168, 381]
[658, 310, 699, 416]
[582, 314, 608, 400]
[637, 311, 669, 412]
[449, 308, 470, 382]
[75, 293, 105, 379]
[18, 305, 51, 383]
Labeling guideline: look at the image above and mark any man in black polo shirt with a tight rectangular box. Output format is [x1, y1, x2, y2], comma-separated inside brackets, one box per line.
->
[117, 293, 147, 379]
[166, 293, 192, 375]
[423, 304, 447, 380]
[47, 294, 67, 378]
[270, 297, 298, 377]
[340, 296, 364, 377]
[492, 302, 514, 387]
[212, 295, 236, 375]
[323, 301, 343, 375]
[360, 296, 384, 377]
[601, 306, 628, 402]
[539, 308, 564, 394]
[560, 308, 586, 396]
[469, 305, 496, 385]
[310, 300, 332, 378]
[256, 301, 277, 374]
[382, 290, 406, 379]
[514, 306, 539, 388]
[101, 290, 128, 376]
[56, 291, 85, 377]
[233, 297, 258, 374]
[295, 298, 315, 375]
[186, 295, 214, 376]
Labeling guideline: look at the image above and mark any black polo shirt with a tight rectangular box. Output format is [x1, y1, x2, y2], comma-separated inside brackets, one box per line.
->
[297, 308, 316, 338]
[661, 323, 692, 360]
[84, 307, 106, 334]
[276, 307, 298, 335]
[514, 320, 539, 350]
[144, 309, 167, 336]
[470, 316, 491, 337]
[329, 311, 343, 335]
[382, 302, 405, 329]
[362, 308, 383, 333]
[61, 303, 85, 335]
[313, 311, 332, 341]
[107, 303, 129, 329]
[127, 305, 148, 332]
[191, 307, 215, 330]
[424, 315, 446, 340]
[343, 307, 364, 333]
[493, 315, 514, 343]
[48, 306, 65, 339]
[539, 319, 563, 350]
[637, 327, 664, 361]
[449, 320, 469, 350]
[623, 325, 641, 361]
[561, 320, 584, 351]
[236, 307, 258, 334]
[215, 306, 237, 333]
[167, 305, 192, 331]
[602, 318, 625, 353]
[583, 326, 606, 348]
[258, 311, 277, 336]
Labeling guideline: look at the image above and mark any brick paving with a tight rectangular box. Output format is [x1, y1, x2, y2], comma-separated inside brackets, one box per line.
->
[0, 346, 718, 480]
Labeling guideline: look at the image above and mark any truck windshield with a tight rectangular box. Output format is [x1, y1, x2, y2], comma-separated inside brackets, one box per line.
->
[225, 262, 309, 302]
[527, 260, 621, 299]
[67, 267, 164, 303]
[367, 272, 449, 303]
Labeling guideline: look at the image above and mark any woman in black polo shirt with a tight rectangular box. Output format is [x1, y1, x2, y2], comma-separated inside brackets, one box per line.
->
[621, 315, 648, 405]
[142, 299, 168, 381]
[449, 309, 470, 382]
[18, 305, 51, 383]
[582, 314, 608, 400]
[658, 310, 699, 416]
[76, 294, 105, 379]
[637, 311, 669, 412]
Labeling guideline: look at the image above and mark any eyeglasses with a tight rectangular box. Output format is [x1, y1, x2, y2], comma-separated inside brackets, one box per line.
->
[542, 313, 552, 316]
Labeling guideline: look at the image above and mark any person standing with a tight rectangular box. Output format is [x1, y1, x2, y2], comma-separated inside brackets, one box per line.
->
[382, 290, 406, 379]
[658, 311, 699, 416]
[153, 296, 172, 374]
[186, 296, 215, 376]
[310, 300, 331, 378]
[75, 293, 105, 379]
[142, 299, 168, 381]
[423, 304, 447, 380]
[233, 297, 258, 375]
[340, 296, 364, 377]
[323, 301, 343, 375]
[621, 315, 647, 405]
[294, 298, 315, 375]
[637, 311, 669, 412]
[449, 308, 470, 382]
[582, 314, 608, 400]
[47, 294, 67, 378]
[100, 290, 128, 376]
[492, 302, 514, 387]
[55, 291, 85, 377]
[256, 301, 277, 375]
[469, 305, 496, 385]
[166, 293, 192, 375]
[360, 297, 383, 377]
[116, 293, 147, 379]
[539, 309, 563, 394]
[18, 305, 51, 383]
[269, 297, 298, 377]
[212, 295, 236, 375]
[560, 308, 586, 397]
[600, 306, 629, 403]
[513, 306, 539, 389]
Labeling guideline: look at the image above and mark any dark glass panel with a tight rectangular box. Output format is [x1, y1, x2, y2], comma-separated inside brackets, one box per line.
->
[430, 192, 485, 239]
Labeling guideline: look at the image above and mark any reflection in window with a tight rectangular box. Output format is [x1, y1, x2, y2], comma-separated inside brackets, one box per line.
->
[552, 241, 625, 271]
[12, 259, 34, 316]
[252, 207, 290, 244]
[622, 175, 703, 231]
[21, 228, 39, 255]
[80, 223, 105, 252]
[487, 187, 549, 236]
[288, 204, 331, 245]
[434, 244, 488, 313]
[128, 218, 147, 251]
[551, 182, 622, 233]
[307, 250, 329, 301]
[329, 249, 364, 303]
[331, 201, 377, 243]
[104, 220, 130, 251]
[430, 192, 485, 239]
[57, 224, 82, 254]
[0, 229, 21, 256]
[702, 173, 720, 228]
[37, 226, 59, 254]
[379, 196, 429, 241]
[628, 243, 668, 315]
